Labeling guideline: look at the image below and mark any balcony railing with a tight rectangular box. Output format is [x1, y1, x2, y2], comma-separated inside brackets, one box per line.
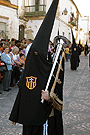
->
[24, 5, 46, 17]
[68, 17, 77, 26]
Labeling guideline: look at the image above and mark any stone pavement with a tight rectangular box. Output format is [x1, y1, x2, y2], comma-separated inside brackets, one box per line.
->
[63, 53, 90, 135]
[0, 53, 90, 135]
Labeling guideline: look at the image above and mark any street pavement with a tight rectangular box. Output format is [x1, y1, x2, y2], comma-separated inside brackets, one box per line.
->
[63, 53, 90, 135]
[0, 53, 90, 135]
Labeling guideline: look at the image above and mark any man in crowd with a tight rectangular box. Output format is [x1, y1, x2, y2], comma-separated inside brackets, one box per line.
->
[25, 39, 33, 57]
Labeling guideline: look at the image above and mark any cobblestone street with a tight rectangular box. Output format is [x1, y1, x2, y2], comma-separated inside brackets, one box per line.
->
[0, 53, 90, 135]
[63, 53, 90, 135]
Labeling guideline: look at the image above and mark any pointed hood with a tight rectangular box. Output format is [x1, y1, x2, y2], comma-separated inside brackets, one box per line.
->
[79, 40, 81, 45]
[30, 0, 59, 60]
[9, 0, 59, 125]
[58, 28, 60, 42]
[71, 29, 76, 47]
[85, 41, 87, 46]
[58, 28, 59, 36]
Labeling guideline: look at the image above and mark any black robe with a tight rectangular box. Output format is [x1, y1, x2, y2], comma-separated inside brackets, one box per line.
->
[9, 53, 64, 135]
[70, 45, 79, 70]
[9, 0, 64, 134]
[78, 44, 82, 55]
[84, 45, 88, 56]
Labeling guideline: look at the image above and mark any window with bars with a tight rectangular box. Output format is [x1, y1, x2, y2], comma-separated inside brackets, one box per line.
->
[19, 25, 25, 41]
[24, 0, 46, 17]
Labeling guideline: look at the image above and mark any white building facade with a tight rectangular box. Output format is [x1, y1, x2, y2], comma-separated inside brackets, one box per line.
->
[0, 0, 89, 45]
[0, 0, 19, 39]
[17, 0, 85, 44]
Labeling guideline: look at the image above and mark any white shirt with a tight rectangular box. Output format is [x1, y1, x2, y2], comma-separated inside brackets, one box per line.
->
[25, 43, 32, 56]
[10, 52, 18, 66]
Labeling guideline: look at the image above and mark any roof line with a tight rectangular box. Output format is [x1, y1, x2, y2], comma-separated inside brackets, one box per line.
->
[70, 0, 81, 16]
[0, 0, 18, 9]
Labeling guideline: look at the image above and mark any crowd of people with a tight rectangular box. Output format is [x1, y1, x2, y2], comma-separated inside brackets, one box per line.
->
[0, 37, 89, 95]
[0, 38, 33, 94]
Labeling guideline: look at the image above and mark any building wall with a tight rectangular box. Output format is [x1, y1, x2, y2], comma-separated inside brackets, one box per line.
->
[0, 5, 19, 39]
[10, 0, 17, 5]
[80, 16, 89, 44]
[6, 0, 89, 44]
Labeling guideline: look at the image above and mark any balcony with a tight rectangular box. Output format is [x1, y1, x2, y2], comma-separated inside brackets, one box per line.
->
[68, 17, 77, 26]
[24, 5, 46, 17]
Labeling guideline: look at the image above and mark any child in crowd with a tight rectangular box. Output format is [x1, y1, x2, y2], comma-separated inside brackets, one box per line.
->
[19, 53, 25, 73]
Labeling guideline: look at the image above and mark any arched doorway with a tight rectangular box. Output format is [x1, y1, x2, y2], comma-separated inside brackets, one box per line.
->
[19, 25, 25, 41]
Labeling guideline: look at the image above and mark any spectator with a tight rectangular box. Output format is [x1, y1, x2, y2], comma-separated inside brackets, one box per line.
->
[17, 48, 23, 61]
[19, 53, 25, 68]
[0, 61, 5, 94]
[25, 39, 32, 57]
[1, 45, 14, 92]
[10, 41, 15, 51]
[64, 46, 70, 62]
[10, 47, 21, 86]
[21, 43, 27, 55]
[0, 43, 4, 53]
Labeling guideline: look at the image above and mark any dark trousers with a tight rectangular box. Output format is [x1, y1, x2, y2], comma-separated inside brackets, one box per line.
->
[3, 70, 12, 90]
[65, 53, 69, 62]
[11, 66, 20, 85]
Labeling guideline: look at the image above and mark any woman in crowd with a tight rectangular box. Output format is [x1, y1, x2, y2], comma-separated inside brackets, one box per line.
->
[10, 46, 21, 86]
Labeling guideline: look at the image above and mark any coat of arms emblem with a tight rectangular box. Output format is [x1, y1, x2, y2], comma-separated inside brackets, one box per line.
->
[26, 76, 37, 90]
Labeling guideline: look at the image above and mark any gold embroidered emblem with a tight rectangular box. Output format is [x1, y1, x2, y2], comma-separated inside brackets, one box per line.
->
[74, 48, 76, 51]
[26, 76, 37, 90]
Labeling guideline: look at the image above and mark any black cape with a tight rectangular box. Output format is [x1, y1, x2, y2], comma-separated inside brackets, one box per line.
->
[70, 30, 80, 70]
[9, 0, 59, 125]
[84, 42, 88, 56]
[70, 43, 79, 70]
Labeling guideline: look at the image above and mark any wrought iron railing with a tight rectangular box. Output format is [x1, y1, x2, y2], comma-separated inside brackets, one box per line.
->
[24, 5, 46, 17]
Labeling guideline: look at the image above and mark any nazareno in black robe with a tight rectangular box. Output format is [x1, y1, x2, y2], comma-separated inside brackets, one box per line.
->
[22, 52, 64, 135]
[9, 0, 64, 134]
[70, 44, 79, 70]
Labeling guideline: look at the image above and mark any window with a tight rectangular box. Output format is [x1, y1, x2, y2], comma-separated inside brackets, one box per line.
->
[0, 22, 6, 39]
[19, 25, 25, 41]
[35, 0, 39, 11]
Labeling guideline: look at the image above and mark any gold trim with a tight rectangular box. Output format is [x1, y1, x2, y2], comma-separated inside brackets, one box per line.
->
[49, 108, 54, 117]
[0, 15, 9, 20]
[0, 0, 18, 9]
